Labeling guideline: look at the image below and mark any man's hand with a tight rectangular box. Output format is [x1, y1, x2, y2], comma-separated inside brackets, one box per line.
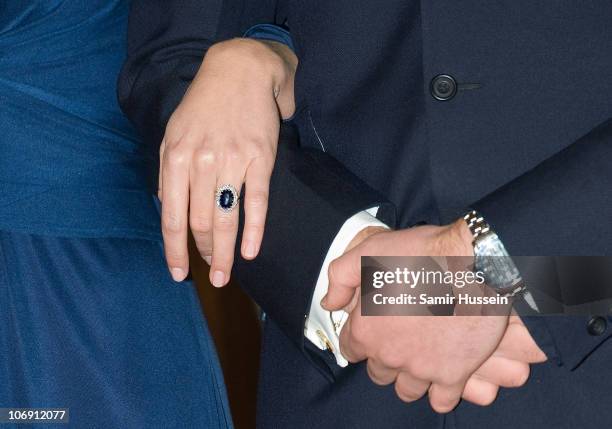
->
[323, 221, 545, 412]
[322, 221, 473, 309]
[159, 38, 297, 286]
[462, 315, 547, 406]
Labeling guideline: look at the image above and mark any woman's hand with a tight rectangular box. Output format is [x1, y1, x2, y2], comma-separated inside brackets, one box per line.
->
[159, 38, 297, 286]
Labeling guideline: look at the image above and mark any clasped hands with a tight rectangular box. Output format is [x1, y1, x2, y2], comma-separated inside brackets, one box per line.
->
[159, 38, 546, 412]
[321, 221, 547, 413]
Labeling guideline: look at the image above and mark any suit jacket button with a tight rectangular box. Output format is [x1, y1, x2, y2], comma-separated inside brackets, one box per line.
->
[587, 316, 607, 336]
[431, 74, 457, 101]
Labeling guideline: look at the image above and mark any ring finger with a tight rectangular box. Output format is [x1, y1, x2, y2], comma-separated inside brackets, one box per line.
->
[210, 174, 243, 287]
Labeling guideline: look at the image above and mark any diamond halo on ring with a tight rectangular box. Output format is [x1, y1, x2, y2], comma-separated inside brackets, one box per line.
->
[215, 184, 239, 212]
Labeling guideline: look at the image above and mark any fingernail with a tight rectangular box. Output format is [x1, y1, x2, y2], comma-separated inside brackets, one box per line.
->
[244, 241, 257, 258]
[212, 270, 226, 288]
[170, 268, 186, 282]
[203, 256, 212, 266]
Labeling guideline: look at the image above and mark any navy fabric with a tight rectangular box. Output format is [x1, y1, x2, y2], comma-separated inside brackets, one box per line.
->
[258, 316, 612, 429]
[120, 1, 612, 428]
[244, 24, 296, 53]
[0, 229, 232, 428]
[0, 0, 160, 239]
[0, 2, 232, 428]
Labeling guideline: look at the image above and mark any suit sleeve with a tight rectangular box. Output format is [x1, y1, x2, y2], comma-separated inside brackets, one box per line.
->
[117, 0, 265, 150]
[467, 117, 612, 369]
[117, 0, 395, 359]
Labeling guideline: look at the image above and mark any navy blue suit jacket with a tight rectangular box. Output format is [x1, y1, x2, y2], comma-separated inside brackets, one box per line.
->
[119, 1, 612, 427]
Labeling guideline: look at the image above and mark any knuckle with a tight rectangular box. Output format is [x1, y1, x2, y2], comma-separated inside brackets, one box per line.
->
[245, 137, 269, 157]
[394, 383, 418, 403]
[247, 135, 267, 149]
[190, 214, 212, 234]
[165, 148, 190, 167]
[430, 396, 457, 414]
[338, 341, 354, 363]
[215, 141, 240, 163]
[193, 148, 216, 168]
[377, 348, 404, 370]
[163, 119, 181, 139]
[163, 213, 183, 234]
[214, 214, 238, 232]
[226, 148, 242, 163]
[328, 260, 341, 286]
[404, 356, 427, 378]
[246, 190, 269, 210]
[366, 362, 384, 385]
[165, 118, 199, 145]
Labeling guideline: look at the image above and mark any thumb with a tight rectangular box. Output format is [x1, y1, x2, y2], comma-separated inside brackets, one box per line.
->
[493, 319, 547, 363]
[322, 246, 363, 311]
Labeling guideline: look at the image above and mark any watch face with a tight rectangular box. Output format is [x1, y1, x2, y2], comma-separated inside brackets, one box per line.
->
[474, 233, 522, 290]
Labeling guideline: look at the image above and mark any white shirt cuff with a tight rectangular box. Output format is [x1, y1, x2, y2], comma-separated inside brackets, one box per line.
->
[304, 208, 389, 367]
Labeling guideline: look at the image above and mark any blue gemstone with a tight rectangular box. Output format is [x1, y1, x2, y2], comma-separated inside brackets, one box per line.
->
[219, 189, 234, 209]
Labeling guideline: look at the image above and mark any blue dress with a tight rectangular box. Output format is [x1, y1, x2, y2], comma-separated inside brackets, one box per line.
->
[0, 1, 232, 427]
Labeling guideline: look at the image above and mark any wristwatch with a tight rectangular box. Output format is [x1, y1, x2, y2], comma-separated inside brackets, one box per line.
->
[463, 210, 526, 298]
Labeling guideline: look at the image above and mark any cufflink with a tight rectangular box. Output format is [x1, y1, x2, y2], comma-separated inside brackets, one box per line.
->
[315, 329, 334, 352]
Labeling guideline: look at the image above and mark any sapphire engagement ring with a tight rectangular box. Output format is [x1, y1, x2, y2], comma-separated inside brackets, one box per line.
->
[215, 184, 239, 212]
